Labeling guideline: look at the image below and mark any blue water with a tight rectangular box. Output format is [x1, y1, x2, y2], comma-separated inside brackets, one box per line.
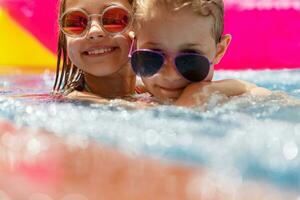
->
[0, 70, 300, 192]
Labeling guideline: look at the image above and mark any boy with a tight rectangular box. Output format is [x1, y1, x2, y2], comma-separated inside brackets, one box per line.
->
[130, 0, 270, 107]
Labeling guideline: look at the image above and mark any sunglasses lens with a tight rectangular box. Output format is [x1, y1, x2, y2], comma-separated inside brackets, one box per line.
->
[131, 51, 164, 77]
[175, 54, 210, 82]
[61, 11, 88, 35]
[102, 7, 130, 33]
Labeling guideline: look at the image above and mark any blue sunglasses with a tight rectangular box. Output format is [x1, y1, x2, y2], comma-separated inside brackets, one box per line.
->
[129, 39, 212, 82]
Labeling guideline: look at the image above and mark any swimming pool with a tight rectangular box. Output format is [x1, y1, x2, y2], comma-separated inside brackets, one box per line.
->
[1, 69, 300, 196]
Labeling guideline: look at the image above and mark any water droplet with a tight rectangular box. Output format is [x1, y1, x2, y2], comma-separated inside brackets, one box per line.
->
[27, 138, 42, 156]
[145, 129, 159, 146]
[283, 142, 298, 160]
[294, 124, 300, 135]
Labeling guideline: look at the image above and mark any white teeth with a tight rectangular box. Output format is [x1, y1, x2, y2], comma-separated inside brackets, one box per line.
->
[87, 48, 114, 55]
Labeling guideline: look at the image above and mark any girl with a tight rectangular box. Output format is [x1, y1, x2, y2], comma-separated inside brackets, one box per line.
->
[53, 0, 137, 100]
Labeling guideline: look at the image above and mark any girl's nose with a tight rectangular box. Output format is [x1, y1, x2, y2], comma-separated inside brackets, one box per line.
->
[86, 19, 105, 40]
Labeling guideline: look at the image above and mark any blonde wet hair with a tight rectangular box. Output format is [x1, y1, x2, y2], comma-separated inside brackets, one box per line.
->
[53, 0, 134, 94]
[133, 0, 224, 43]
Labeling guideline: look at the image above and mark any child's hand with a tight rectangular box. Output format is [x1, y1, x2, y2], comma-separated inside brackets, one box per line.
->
[175, 79, 271, 107]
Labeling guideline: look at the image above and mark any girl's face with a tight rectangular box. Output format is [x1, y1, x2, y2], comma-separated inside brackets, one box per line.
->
[64, 0, 132, 77]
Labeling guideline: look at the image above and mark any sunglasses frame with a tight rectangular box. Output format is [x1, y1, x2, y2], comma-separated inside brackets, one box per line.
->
[60, 5, 132, 37]
[129, 38, 212, 82]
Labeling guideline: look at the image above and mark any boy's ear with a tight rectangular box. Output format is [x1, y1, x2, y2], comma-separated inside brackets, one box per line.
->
[213, 34, 232, 65]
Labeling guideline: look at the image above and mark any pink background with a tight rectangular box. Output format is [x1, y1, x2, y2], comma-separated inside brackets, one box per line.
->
[2, 0, 300, 69]
[223, 8, 300, 69]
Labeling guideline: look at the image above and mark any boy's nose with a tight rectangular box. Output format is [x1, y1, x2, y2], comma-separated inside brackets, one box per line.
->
[86, 19, 105, 40]
[160, 58, 181, 81]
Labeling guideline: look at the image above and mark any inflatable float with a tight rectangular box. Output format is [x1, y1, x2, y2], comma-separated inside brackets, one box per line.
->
[0, 0, 299, 73]
[0, 119, 297, 200]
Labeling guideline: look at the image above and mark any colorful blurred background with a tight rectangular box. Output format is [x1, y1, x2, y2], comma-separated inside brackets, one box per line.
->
[0, 0, 300, 74]
[0, 1, 300, 198]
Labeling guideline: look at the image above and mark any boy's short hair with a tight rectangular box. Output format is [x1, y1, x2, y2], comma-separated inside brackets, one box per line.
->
[134, 0, 224, 42]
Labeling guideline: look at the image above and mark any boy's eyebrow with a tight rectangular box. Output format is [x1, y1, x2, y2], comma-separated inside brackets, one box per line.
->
[141, 42, 207, 54]
[141, 42, 162, 48]
[180, 43, 206, 53]
[180, 43, 203, 48]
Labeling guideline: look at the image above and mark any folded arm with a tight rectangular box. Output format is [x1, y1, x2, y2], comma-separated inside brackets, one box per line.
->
[175, 79, 271, 107]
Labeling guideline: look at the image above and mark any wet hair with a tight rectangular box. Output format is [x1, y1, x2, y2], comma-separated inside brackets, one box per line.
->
[53, 0, 134, 94]
[133, 0, 224, 43]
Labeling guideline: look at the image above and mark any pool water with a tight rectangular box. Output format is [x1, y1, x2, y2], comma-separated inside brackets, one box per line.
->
[0, 70, 300, 192]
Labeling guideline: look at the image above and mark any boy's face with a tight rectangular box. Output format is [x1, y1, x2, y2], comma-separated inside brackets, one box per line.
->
[136, 7, 218, 101]
[64, 0, 132, 77]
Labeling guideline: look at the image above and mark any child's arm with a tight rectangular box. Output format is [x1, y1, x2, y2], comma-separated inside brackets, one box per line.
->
[175, 79, 271, 107]
[67, 90, 111, 103]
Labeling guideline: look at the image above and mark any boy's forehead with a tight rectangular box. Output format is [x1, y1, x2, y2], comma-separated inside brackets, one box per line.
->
[137, 8, 215, 48]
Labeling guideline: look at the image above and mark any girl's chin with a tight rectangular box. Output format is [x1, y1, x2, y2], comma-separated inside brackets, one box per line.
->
[84, 66, 123, 77]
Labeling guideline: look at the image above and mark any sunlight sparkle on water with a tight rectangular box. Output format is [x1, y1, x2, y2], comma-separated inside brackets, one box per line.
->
[283, 142, 298, 161]
[27, 137, 43, 156]
[0, 70, 300, 190]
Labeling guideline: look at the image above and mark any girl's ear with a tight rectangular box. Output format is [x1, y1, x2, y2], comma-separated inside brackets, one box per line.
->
[213, 34, 232, 65]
